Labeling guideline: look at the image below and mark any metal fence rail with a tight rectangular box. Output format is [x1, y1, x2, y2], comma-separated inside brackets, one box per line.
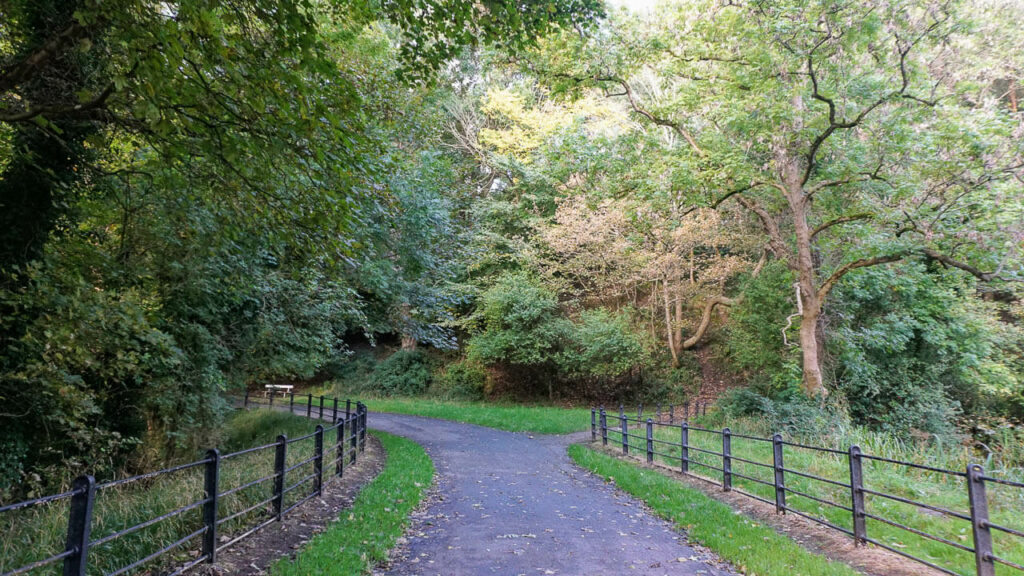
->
[591, 405, 1024, 576]
[1, 393, 368, 576]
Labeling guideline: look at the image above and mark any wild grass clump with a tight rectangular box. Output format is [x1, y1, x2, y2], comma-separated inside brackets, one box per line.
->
[0, 409, 326, 576]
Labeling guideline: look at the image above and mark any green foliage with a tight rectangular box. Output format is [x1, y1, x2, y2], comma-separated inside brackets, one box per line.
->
[725, 263, 801, 394]
[467, 272, 569, 368]
[717, 389, 848, 439]
[384, 0, 605, 80]
[368, 350, 436, 396]
[558, 308, 646, 379]
[219, 409, 320, 452]
[829, 264, 1022, 435]
[431, 359, 487, 400]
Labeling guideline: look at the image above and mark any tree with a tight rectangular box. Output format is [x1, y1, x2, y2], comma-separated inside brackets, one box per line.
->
[533, 0, 1023, 395]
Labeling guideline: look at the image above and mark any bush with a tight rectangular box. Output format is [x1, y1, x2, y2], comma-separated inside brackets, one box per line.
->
[369, 349, 434, 396]
[466, 272, 569, 367]
[558, 308, 646, 379]
[718, 388, 849, 438]
[827, 264, 1017, 436]
[431, 359, 487, 400]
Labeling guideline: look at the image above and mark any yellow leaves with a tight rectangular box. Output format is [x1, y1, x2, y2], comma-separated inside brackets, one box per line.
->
[477, 87, 631, 162]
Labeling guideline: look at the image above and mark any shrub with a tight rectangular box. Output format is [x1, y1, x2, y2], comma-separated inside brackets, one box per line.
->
[466, 272, 569, 367]
[717, 388, 849, 438]
[558, 308, 646, 379]
[369, 349, 434, 396]
[431, 359, 487, 400]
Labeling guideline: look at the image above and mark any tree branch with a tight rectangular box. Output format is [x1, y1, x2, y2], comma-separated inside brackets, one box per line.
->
[735, 196, 790, 261]
[0, 83, 115, 123]
[921, 249, 1016, 282]
[811, 212, 873, 239]
[0, 23, 89, 92]
[681, 295, 738, 349]
[817, 254, 906, 300]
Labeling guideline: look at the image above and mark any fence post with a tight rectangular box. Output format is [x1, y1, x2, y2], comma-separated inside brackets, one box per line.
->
[600, 409, 607, 446]
[333, 398, 338, 423]
[681, 423, 689, 474]
[306, 394, 312, 417]
[346, 398, 352, 419]
[202, 449, 220, 564]
[63, 475, 96, 576]
[684, 401, 690, 420]
[290, 392, 295, 414]
[591, 408, 596, 441]
[703, 402, 707, 416]
[243, 388, 249, 409]
[319, 396, 325, 419]
[772, 434, 786, 515]
[273, 434, 287, 520]
[722, 428, 732, 491]
[349, 414, 357, 464]
[621, 414, 629, 454]
[967, 464, 996, 576]
[314, 425, 324, 496]
[269, 390, 274, 408]
[646, 419, 654, 464]
[848, 445, 866, 544]
[656, 404, 662, 423]
[637, 403, 643, 421]
[336, 418, 345, 477]
[359, 403, 367, 452]
[669, 404, 674, 424]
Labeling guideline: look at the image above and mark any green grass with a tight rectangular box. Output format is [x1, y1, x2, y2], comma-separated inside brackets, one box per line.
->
[1, 408, 338, 576]
[352, 396, 592, 435]
[272, 431, 433, 575]
[602, 416, 1024, 576]
[569, 444, 861, 576]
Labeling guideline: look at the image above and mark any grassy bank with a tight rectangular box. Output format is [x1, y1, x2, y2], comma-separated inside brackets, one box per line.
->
[347, 396, 591, 435]
[603, 416, 1024, 576]
[569, 444, 860, 576]
[272, 431, 433, 575]
[1, 409, 329, 575]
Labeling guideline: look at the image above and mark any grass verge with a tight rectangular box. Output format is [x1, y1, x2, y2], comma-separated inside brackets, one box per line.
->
[604, 418, 1024, 575]
[352, 396, 591, 435]
[271, 430, 433, 575]
[568, 443, 861, 576]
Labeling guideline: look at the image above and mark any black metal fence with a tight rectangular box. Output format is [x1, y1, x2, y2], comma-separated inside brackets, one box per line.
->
[0, 393, 368, 576]
[591, 406, 1024, 576]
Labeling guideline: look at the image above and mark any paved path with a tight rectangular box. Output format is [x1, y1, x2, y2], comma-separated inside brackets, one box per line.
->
[369, 412, 735, 576]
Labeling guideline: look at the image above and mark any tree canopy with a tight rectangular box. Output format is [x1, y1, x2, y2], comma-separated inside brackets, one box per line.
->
[1, 0, 1021, 496]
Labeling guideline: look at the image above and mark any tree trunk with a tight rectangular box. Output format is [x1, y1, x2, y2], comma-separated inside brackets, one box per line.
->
[673, 275, 684, 356]
[400, 303, 417, 351]
[784, 153, 827, 397]
[798, 298, 824, 396]
[663, 278, 679, 367]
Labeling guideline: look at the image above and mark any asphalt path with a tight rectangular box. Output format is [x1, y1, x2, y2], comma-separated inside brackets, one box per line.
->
[369, 412, 736, 576]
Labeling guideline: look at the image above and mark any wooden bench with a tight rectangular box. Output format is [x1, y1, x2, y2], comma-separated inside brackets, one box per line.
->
[264, 384, 294, 397]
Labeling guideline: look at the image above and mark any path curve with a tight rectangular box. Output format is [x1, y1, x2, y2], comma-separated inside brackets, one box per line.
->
[369, 412, 735, 576]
